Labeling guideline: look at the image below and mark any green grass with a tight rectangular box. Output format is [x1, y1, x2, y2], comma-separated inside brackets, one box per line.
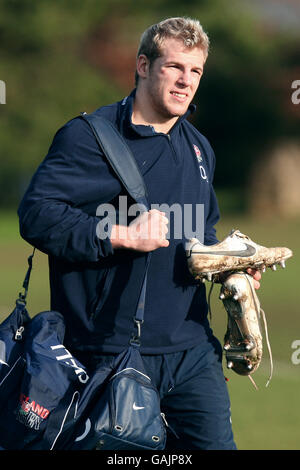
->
[0, 211, 50, 317]
[0, 210, 299, 449]
[227, 367, 300, 449]
[207, 213, 300, 450]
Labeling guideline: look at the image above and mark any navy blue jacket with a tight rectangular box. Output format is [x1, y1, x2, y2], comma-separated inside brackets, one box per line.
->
[18, 90, 220, 355]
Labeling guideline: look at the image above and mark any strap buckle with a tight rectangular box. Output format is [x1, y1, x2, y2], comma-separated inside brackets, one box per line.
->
[17, 249, 35, 306]
[129, 318, 144, 347]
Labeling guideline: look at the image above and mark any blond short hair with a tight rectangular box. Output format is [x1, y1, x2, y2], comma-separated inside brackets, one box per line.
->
[135, 17, 210, 85]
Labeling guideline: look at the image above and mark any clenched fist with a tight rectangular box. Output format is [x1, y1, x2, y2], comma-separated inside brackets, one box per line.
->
[111, 209, 169, 252]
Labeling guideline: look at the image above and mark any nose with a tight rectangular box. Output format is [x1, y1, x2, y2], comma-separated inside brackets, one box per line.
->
[177, 69, 192, 87]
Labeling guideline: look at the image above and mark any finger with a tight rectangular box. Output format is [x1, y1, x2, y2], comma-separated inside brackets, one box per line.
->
[149, 209, 165, 216]
[247, 268, 262, 281]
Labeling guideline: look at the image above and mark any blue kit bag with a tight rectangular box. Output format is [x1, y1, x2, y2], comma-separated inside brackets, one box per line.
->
[0, 304, 88, 449]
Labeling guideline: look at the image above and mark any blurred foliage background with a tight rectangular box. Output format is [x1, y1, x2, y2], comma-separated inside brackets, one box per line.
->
[0, 0, 300, 450]
[0, 0, 299, 210]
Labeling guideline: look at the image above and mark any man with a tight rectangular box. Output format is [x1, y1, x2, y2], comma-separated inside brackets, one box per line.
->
[18, 17, 261, 449]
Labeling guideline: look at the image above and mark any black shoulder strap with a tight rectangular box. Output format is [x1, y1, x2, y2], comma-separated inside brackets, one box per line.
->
[80, 111, 151, 345]
[80, 112, 149, 210]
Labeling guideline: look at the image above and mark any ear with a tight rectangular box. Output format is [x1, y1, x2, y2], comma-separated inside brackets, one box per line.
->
[136, 54, 150, 80]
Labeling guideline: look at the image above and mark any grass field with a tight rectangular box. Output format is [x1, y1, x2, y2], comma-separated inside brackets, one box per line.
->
[0, 210, 299, 450]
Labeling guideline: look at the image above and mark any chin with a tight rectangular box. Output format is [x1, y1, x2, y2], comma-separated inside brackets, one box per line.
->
[156, 98, 190, 120]
[171, 100, 191, 114]
[169, 106, 188, 118]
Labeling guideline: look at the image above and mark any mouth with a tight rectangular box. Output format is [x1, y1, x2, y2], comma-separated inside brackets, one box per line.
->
[170, 91, 188, 102]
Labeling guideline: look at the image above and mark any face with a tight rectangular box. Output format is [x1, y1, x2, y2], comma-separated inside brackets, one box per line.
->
[137, 37, 205, 125]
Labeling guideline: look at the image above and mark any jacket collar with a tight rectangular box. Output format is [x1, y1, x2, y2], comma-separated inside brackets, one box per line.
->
[119, 89, 196, 137]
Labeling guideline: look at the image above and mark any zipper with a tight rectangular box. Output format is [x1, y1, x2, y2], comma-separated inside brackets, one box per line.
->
[165, 133, 178, 164]
[50, 391, 80, 450]
[110, 367, 151, 383]
[109, 383, 115, 434]
[161, 412, 168, 427]
[150, 130, 178, 164]
[15, 326, 25, 341]
[161, 412, 180, 439]
[0, 357, 25, 387]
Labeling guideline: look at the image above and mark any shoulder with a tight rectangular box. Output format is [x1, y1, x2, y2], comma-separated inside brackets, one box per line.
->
[90, 100, 121, 122]
[50, 100, 122, 149]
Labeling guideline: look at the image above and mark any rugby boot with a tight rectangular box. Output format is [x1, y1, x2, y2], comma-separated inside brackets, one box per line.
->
[220, 271, 273, 389]
[186, 229, 293, 282]
[221, 272, 263, 377]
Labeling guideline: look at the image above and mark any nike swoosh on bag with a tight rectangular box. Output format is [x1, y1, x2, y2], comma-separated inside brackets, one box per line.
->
[193, 244, 256, 257]
[133, 402, 145, 410]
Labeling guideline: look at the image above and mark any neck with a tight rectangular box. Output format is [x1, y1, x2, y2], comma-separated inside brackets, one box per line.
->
[131, 87, 178, 134]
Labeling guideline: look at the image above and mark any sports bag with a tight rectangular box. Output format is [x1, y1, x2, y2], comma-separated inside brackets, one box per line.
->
[0, 309, 88, 449]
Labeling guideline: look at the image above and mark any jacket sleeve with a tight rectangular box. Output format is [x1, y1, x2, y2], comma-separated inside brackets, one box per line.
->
[18, 117, 122, 263]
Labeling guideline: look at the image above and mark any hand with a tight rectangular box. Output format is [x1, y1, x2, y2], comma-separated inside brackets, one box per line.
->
[219, 268, 262, 289]
[110, 209, 169, 252]
[246, 268, 262, 290]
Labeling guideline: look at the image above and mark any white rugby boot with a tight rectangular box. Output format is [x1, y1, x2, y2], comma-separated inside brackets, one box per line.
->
[186, 229, 293, 282]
